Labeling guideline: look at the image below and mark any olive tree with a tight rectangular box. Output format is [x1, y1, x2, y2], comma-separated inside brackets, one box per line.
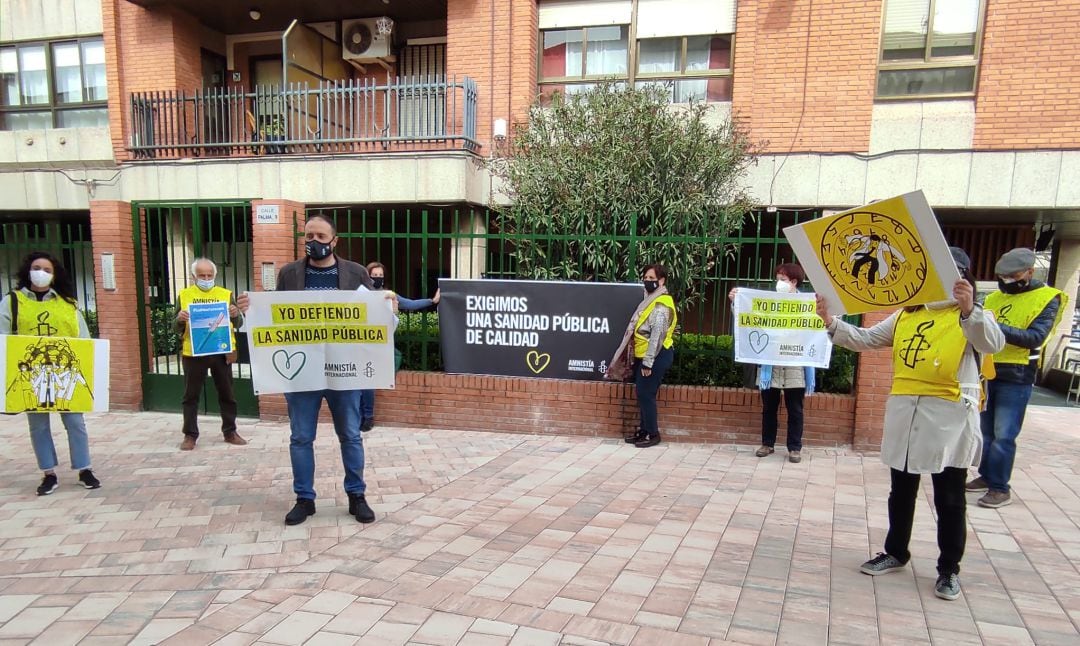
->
[490, 82, 756, 304]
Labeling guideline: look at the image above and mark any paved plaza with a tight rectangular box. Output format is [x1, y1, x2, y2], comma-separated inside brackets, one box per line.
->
[0, 403, 1077, 645]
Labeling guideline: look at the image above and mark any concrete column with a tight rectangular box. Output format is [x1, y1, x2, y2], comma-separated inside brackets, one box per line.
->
[1045, 238, 1080, 374]
[451, 211, 487, 279]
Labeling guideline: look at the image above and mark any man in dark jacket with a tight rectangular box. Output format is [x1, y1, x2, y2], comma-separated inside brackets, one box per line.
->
[967, 248, 1067, 508]
[238, 214, 377, 525]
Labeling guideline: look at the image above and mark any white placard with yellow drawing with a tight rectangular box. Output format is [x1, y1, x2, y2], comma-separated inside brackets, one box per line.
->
[1, 335, 111, 413]
[783, 191, 961, 316]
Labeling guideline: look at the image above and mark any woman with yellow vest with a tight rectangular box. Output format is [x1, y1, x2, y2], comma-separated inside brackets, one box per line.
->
[0, 252, 101, 495]
[816, 248, 1004, 601]
[606, 264, 677, 448]
[966, 248, 1067, 508]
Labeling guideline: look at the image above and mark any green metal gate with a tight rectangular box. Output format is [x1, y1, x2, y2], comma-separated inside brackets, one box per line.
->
[132, 202, 258, 416]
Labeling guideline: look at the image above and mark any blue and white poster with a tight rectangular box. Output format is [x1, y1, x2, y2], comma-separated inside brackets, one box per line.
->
[188, 302, 233, 356]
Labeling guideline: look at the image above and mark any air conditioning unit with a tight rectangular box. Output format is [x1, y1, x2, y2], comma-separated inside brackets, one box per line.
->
[342, 18, 393, 62]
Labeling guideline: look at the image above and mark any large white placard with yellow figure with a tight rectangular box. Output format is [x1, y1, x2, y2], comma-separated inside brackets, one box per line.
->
[783, 191, 960, 316]
[1, 335, 110, 413]
[244, 290, 395, 395]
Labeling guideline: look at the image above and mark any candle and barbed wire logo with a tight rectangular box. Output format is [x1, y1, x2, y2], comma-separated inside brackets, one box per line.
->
[820, 211, 928, 307]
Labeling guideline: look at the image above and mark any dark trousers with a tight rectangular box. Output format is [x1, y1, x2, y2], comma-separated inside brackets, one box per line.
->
[182, 355, 237, 438]
[760, 387, 805, 450]
[634, 347, 674, 438]
[884, 467, 967, 576]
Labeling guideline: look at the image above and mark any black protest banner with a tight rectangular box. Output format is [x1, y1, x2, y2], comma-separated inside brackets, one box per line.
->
[438, 279, 644, 380]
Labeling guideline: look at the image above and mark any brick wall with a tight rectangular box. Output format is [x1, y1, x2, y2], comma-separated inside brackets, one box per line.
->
[447, 0, 538, 151]
[90, 200, 144, 410]
[973, 0, 1080, 148]
[850, 310, 892, 452]
[732, 0, 880, 153]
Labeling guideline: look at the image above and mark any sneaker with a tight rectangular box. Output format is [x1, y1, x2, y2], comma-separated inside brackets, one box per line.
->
[634, 434, 661, 448]
[860, 552, 906, 576]
[223, 432, 248, 446]
[965, 477, 988, 492]
[78, 470, 101, 490]
[180, 435, 197, 451]
[977, 490, 1012, 508]
[788, 450, 802, 463]
[624, 430, 647, 444]
[934, 573, 961, 600]
[348, 493, 376, 524]
[755, 445, 775, 457]
[360, 419, 375, 432]
[36, 473, 58, 496]
[284, 498, 316, 526]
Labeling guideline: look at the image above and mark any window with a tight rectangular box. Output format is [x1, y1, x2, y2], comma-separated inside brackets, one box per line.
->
[538, 0, 735, 103]
[0, 37, 107, 130]
[877, 0, 984, 99]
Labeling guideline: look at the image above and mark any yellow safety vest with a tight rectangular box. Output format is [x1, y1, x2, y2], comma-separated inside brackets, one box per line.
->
[178, 284, 235, 357]
[14, 291, 80, 338]
[633, 294, 677, 358]
[891, 306, 966, 401]
[984, 286, 1067, 366]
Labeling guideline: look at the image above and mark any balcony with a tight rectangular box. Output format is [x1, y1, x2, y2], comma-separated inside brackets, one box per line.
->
[127, 76, 478, 159]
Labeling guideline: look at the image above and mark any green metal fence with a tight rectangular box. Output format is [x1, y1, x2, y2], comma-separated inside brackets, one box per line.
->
[0, 217, 97, 335]
[297, 206, 858, 393]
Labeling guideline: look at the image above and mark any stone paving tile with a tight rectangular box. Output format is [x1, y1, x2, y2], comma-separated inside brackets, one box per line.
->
[0, 407, 1079, 644]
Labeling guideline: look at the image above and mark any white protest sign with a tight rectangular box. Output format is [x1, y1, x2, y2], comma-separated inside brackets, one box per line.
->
[244, 291, 395, 394]
[733, 289, 832, 368]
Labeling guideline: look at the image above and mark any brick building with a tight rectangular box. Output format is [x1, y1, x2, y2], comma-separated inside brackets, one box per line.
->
[1, 0, 1077, 449]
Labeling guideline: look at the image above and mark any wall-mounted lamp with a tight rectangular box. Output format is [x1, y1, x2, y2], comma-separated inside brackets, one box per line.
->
[493, 118, 508, 141]
[249, 8, 262, 21]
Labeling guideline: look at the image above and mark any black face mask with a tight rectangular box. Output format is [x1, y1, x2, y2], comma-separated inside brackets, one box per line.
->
[306, 240, 333, 261]
[997, 278, 1028, 295]
[371, 277, 385, 290]
[643, 280, 660, 294]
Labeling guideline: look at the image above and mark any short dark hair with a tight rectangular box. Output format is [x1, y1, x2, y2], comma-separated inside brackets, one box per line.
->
[643, 264, 669, 281]
[305, 213, 337, 235]
[775, 263, 805, 287]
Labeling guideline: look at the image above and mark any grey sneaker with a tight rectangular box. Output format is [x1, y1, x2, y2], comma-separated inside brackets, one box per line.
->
[860, 552, 905, 576]
[965, 477, 988, 492]
[935, 573, 961, 600]
[978, 490, 1012, 508]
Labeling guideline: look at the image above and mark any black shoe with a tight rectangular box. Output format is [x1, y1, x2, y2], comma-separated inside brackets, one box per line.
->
[348, 493, 375, 523]
[78, 469, 101, 490]
[634, 434, 661, 448]
[360, 419, 375, 432]
[37, 473, 58, 496]
[624, 430, 647, 444]
[285, 498, 316, 525]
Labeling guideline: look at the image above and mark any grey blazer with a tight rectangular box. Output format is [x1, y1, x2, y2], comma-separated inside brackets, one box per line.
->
[276, 256, 373, 291]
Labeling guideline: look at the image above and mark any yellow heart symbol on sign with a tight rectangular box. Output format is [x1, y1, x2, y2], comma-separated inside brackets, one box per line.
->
[525, 349, 551, 374]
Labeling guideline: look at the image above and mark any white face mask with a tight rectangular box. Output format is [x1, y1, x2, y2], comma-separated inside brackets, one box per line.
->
[775, 280, 796, 294]
[196, 278, 215, 291]
[29, 269, 53, 288]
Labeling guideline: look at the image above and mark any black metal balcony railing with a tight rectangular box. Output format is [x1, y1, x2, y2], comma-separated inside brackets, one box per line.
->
[128, 76, 478, 158]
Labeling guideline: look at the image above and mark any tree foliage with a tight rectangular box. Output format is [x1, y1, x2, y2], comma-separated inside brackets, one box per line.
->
[491, 82, 756, 303]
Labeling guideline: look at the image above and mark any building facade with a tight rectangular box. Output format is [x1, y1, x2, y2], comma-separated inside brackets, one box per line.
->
[1, 0, 1077, 446]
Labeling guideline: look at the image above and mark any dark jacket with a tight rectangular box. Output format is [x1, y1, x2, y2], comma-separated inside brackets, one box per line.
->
[275, 256, 373, 292]
[991, 279, 1062, 385]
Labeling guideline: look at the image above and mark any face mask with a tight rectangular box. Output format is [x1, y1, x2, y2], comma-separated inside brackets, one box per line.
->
[306, 239, 333, 261]
[776, 280, 796, 294]
[196, 278, 215, 291]
[371, 277, 385, 290]
[29, 269, 53, 288]
[998, 277, 1028, 294]
[643, 280, 659, 294]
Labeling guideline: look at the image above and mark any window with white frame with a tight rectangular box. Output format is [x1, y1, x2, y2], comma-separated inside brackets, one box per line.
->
[538, 0, 735, 102]
[877, 0, 984, 98]
[0, 37, 107, 130]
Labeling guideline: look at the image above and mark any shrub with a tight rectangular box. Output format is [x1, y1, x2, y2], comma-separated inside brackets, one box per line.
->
[151, 305, 182, 356]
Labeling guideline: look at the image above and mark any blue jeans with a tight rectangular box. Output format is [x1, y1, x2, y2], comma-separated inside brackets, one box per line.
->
[978, 380, 1033, 493]
[27, 412, 91, 472]
[284, 389, 366, 500]
[634, 347, 674, 437]
[359, 389, 375, 423]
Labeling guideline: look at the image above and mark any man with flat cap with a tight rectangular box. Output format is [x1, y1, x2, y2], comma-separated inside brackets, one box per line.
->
[966, 248, 1068, 508]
